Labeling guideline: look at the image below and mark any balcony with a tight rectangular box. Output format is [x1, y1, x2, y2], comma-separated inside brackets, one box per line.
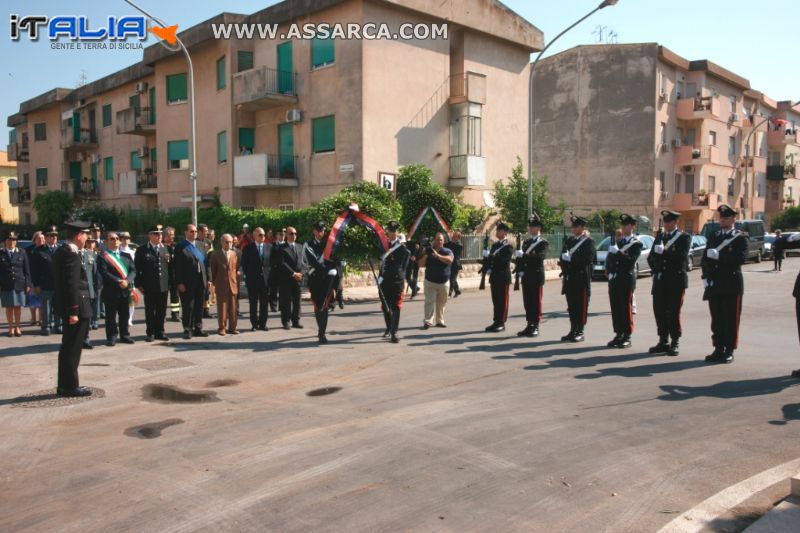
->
[449, 71, 487, 105]
[233, 67, 298, 111]
[767, 165, 786, 180]
[672, 192, 719, 211]
[116, 107, 156, 136]
[740, 155, 767, 174]
[674, 145, 720, 167]
[60, 128, 98, 151]
[136, 169, 158, 194]
[676, 96, 721, 121]
[741, 116, 768, 133]
[10, 187, 31, 204]
[233, 153, 298, 188]
[6, 143, 29, 162]
[61, 178, 100, 199]
[768, 129, 800, 146]
[448, 155, 486, 187]
[766, 198, 787, 212]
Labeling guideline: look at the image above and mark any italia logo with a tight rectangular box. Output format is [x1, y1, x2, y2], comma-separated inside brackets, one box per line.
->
[9, 14, 149, 41]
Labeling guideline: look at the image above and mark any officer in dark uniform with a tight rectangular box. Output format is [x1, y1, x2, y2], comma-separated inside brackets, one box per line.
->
[605, 214, 643, 348]
[30, 225, 61, 335]
[268, 228, 286, 312]
[647, 210, 691, 356]
[379, 221, 410, 343]
[446, 231, 464, 297]
[53, 221, 93, 397]
[779, 232, 800, 377]
[134, 225, 171, 342]
[559, 216, 597, 342]
[516, 215, 549, 337]
[484, 221, 513, 332]
[305, 221, 339, 344]
[174, 224, 210, 339]
[164, 226, 181, 322]
[702, 204, 748, 363]
[405, 238, 421, 299]
[79, 236, 98, 349]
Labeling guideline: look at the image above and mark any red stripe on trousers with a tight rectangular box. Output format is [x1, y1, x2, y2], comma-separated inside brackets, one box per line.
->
[582, 288, 588, 325]
[678, 290, 685, 337]
[628, 290, 634, 334]
[538, 285, 543, 323]
[503, 284, 509, 323]
[733, 294, 741, 349]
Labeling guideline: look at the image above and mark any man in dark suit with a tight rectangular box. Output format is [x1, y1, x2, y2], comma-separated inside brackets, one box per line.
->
[277, 226, 305, 329]
[605, 214, 643, 349]
[379, 222, 411, 343]
[516, 215, 549, 337]
[164, 226, 181, 322]
[268, 228, 286, 312]
[97, 232, 136, 346]
[446, 231, 464, 297]
[30, 225, 61, 335]
[484, 221, 514, 333]
[241, 227, 272, 331]
[174, 224, 210, 339]
[558, 215, 597, 342]
[53, 221, 93, 397]
[134, 225, 170, 342]
[647, 210, 691, 356]
[702, 204, 748, 364]
[305, 221, 338, 344]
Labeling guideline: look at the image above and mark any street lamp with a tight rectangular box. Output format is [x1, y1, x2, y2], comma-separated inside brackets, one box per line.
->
[527, 0, 620, 217]
[123, 0, 198, 226]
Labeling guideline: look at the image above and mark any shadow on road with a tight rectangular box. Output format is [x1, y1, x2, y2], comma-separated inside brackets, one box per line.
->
[523, 350, 652, 370]
[0, 342, 61, 358]
[658, 376, 800, 401]
[769, 402, 800, 425]
[575, 359, 707, 379]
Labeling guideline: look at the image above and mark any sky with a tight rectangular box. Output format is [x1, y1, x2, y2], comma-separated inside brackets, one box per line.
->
[3, 0, 798, 139]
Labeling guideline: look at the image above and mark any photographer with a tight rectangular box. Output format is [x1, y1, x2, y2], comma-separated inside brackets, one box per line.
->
[418, 233, 454, 329]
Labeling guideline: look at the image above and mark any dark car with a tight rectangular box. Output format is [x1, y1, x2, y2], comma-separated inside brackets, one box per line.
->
[701, 220, 765, 263]
[687, 235, 707, 271]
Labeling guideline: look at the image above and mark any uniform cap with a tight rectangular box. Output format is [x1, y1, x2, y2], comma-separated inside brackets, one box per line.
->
[660, 210, 681, 222]
[619, 213, 637, 225]
[496, 220, 510, 231]
[89, 223, 102, 232]
[528, 215, 543, 227]
[570, 215, 588, 227]
[44, 225, 59, 236]
[312, 220, 327, 232]
[5, 231, 18, 240]
[385, 220, 401, 231]
[147, 224, 163, 234]
[717, 204, 738, 218]
[63, 221, 90, 234]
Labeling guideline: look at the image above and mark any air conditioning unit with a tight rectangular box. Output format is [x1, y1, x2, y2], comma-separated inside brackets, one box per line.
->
[286, 109, 302, 123]
[75, 152, 85, 161]
[135, 82, 149, 94]
[661, 143, 670, 153]
[661, 191, 670, 199]
[730, 113, 740, 123]
[90, 154, 101, 164]
[658, 89, 668, 102]
[137, 147, 149, 158]
[671, 138, 682, 148]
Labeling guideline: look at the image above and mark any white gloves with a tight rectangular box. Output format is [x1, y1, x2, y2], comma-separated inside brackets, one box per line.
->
[790, 233, 800, 242]
[377, 276, 383, 285]
[608, 273, 616, 280]
[654, 244, 664, 255]
[327, 269, 337, 276]
[515, 250, 523, 258]
[703, 279, 713, 288]
[482, 249, 490, 258]
[608, 245, 619, 254]
[706, 249, 719, 261]
[561, 252, 571, 262]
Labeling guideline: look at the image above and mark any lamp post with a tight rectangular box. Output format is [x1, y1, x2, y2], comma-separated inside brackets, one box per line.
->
[527, 0, 620, 218]
[123, 0, 198, 226]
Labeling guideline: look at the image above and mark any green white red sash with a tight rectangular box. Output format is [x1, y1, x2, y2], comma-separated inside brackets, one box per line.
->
[103, 251, 139, 303]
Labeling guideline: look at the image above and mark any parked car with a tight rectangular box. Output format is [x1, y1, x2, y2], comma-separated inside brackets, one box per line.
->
[764, 233, 777, 259]
[779, 232, 800, 257]
[592, 234, 655, 280]
[686, 234, 707, 271]
[701, 219, 765, 263]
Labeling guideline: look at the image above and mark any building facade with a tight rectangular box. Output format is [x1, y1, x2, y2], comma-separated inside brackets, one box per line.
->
[531, 43, 799, 232]
[0, 151, 19, 223]
[7, 0, 542, 224]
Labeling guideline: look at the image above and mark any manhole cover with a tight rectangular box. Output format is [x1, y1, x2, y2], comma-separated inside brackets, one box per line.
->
[141, 384, 219, 403]
[133, 358, 195, 371]
[124, 418, 184, 439]
[10, 387, 106, 408]
[306, 387, 342, 397]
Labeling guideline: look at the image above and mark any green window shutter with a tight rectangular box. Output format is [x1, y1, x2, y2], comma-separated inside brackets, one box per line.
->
[216, 56, 226, 90]
[150, 147, 157, 162]
[69, 161, 82, 180]
[312, 115, 335, 153]
[104, 157, 114, 181]
[148, 87, 156, 123]
[311, 37, 334, 68]
[131, 151, 142, 170]
[23, 173, 29, 188]
[9, 130, 16, 144]
[102, 104, 112, 127]
[129, 94, 140, 110]
[168, 140, 189, 161]
[166, 73, 188, 103]
[91, 162, 98, 182]
[217, 131, 227, 163]
[36, 168, 48, 186]
[238, 128, 254, 151]
[237, 51, 253, 72]
[34, 123, 47, 141]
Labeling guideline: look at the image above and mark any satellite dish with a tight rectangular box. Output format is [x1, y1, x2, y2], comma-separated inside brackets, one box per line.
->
[483, 191, 496, 208]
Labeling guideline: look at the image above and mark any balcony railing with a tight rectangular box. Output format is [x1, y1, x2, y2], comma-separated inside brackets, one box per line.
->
[116, 106, 156, 135]
[449, 71, 487, 105]
[61, 178, 100, 199]
[768, 129, 800, 146]
[10, 187, 31, 204]
[672, 192, 719, 211]
[233, 153, 299, 188]
[136, 169, 158, 193]
[676, 96, 721, 121]
[740, 155, 767, 174]
[767, 165, 786, 180]
[60, 128, 98, 150]
[675, 144, 719, 167]
[448, 154, 486, 187]
[233, 67, 298, 111]
[6, 142, 29, 162]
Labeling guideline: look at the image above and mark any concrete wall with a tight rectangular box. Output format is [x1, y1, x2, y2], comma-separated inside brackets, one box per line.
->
[24, 106, 64, 223]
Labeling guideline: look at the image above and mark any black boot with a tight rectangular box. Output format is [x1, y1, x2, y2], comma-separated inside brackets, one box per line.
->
[607, 334, 622, 348]
[561, 329, 575, 342]
[667, 339, 680, 356]
[170, 312, 180, 322]
[618, 334, 632, 349]
[531, 324, 540, 337]
[723, 350, 734, 364]
[705, 347, 725, 362]
[517, 324, 533, 337]
[649, 337, 670, 354]
[571, 330, 585, 342]
[390, 309, 401, 341]
[390, 333, 399, 344]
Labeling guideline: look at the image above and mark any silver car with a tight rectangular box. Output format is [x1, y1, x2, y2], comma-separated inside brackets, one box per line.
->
[592, 234, 654, 280]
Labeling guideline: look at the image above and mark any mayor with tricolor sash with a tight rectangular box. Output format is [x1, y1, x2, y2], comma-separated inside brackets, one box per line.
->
[97, 231, 137, 346]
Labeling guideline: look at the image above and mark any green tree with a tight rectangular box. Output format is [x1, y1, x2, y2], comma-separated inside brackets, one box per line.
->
[73, 204, 121, 231]
[585, 208, 623, 235]
[32, 191, 73, 228]
[771, 206, 800, 231]
[492, 157, 564, 232]
[453, 199, 489, 233]
[396, 163, 456, 239]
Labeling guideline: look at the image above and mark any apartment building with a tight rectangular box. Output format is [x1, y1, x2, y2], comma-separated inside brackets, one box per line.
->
[0, 151, 19, 223]
[7, 0, 543, 224]
[531, 43, 799, 232]
[765, 100, 800, 225]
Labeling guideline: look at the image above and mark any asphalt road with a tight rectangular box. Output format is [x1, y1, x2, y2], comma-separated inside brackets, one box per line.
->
[1, 260, 799, 532]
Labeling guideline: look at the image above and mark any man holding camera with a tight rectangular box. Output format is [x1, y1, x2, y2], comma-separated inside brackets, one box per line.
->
[418, 233, 454, 329]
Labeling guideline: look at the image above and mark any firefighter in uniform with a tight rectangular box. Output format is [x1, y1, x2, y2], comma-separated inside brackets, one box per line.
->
[516, 215, 549, 337]
[484, 221, 513, 333]
[605, 214, 643, 349]
[305, 221, 339, 344]
[164, 226, 181, 322]
[702, 204, 748, 364]
[134, 225, 171, 342]
[379, 221, 410, 343]
[647, 210, 691, 356]
[559, 215, 596, 342]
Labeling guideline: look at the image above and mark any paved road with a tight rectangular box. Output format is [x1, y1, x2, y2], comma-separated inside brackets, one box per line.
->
[1, 260, 799, 532]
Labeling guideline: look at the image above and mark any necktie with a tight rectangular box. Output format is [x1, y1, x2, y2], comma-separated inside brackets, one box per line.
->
[259, 244, 263, 258]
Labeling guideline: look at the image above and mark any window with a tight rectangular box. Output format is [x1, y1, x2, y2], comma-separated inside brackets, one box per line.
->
[237, 51, 254, 72]
[675, 174, 681, 194]
[238, 128, 254, 153]
[729, 95, 736, 113]
[9, 129, 16, 145]
[279, 204, 294, 211]
[91, 162, 98, 182]
[790, 186, 794, 198]
[35, 167, 48, 187]
[217, 131, 227, 164]
[312, 116, 335, 153]
[450, 104, 482, 157]
[729, 136, 736, 156]
[216, 56, 226, 90]
[131, 151, 142, 171]
[708, 176, 716, 193]
[757, 184, 762, 197]
[311, 37, 334, 69]
[104, 157, 114, 181]
[709, 131, 717, 146]
[150, 147, 157, 164]
[22, 173, 29, 188]
[660, 122, 667, 144]
[168, 140, 189, 169]
[102, 104, 112, 127]
[658, 171, 665, 192]
[685, 174, 695, 194]
[727, 178, 735, 197]
[166, 73, 188, 103]
[34, 123, 46, 141]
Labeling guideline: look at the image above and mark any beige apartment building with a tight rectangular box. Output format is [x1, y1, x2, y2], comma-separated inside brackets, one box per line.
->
[0, 151, 19, 223]
[7, 0, 542, 224]
[531, 43, 799, 232]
